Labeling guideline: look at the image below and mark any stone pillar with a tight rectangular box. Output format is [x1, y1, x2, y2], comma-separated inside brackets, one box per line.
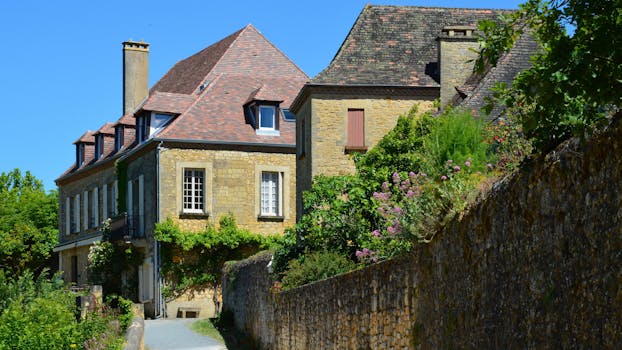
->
[123, 41, 149, 115]
[437, 26, 479, 107]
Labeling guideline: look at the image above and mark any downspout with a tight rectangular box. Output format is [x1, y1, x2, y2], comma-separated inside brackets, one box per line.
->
[155, 141, 165, 318]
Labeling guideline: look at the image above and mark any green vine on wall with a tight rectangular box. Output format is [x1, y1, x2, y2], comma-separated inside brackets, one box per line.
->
[154, 214, 278, 300]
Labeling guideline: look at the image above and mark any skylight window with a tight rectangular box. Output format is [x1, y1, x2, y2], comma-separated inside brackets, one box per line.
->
[282, 109, 296, 122]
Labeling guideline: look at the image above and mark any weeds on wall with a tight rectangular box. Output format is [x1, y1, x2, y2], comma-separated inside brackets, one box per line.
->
[272, 105, 529, 289]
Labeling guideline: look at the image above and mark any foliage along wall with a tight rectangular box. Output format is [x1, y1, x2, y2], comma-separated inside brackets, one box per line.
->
[222, 114, 622, 349]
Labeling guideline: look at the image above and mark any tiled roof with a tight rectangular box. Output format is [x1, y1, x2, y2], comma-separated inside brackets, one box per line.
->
[114, 114, 135, 127]
[157, 73, 306, 145]
[141, 92, 196, 114]
[73, 131, 95, 144]
[149, 28, 244, 94]
[93, 122, 115, 135]
[454, 31, 539, 118]
[313, 5, 511, 86]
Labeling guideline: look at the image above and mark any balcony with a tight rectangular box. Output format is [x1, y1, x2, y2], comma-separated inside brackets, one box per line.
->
[108, 213, 145, 242]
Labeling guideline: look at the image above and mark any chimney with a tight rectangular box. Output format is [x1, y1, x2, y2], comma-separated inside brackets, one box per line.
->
[437, 26, 479, 108]
[123, 41, 149, 115]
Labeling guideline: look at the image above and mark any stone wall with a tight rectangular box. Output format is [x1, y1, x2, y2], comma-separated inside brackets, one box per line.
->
[159, 148, 295, 235]
[296, 95, 434, 218]
[223, 116, 622, 349]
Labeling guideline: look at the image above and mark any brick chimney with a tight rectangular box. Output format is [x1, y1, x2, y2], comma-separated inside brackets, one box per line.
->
[437, 26, 479, 107]
[123, 41, 149, 115]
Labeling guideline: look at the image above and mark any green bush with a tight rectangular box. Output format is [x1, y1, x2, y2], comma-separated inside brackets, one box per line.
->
[281, 250, 357, 290]
[0, 270, 124, 350]
[423, 108, 493, 176]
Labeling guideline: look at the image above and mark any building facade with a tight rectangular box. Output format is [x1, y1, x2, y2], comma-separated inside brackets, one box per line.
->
[290, 5, 514, 218]
[55, 25, 307, 317]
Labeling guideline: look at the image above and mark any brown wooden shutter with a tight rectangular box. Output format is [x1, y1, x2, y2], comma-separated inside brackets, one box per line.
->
[347, 109, 365, 148]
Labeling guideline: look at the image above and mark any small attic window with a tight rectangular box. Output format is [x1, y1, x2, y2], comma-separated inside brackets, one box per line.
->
[149, 112, 173, 137]
[282, 109, 296, 122]
[245, 101, 280, 136]
[94, 135, 103, 160]
[76, 144, 85, 167]
[114, 125, 124, 151]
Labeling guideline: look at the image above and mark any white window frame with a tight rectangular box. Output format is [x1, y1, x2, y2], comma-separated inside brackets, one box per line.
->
[255, 165, 290, 220]
[255, 105, 280, 136]
[182, 169, 205, 214]
[260, 171, 282, 217]
[149, 112, 173, 137]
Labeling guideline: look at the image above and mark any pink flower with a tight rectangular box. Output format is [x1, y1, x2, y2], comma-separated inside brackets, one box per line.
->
[392, 172, 401, 184]
[406, 190, 415, 197]
[408, 171, 416, 178]
[447, 159, 453, 164]
[372, 230, 381, 237]
[465, 161, 471, 167]
[393, 206, 403, 214]
[453, 165, 461, 172]
[382, 182, 389, 191]
[441, 175, 447, 181]
[387, 226, 396, 236]
[355, 250, 363, 258]
[487, 163, 494, 169]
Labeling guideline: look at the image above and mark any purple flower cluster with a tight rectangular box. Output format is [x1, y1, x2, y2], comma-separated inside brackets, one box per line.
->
[355, 248, 376, 262]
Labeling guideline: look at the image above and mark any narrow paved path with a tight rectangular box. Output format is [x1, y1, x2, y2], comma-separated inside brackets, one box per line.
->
[144, 318, 227, 350]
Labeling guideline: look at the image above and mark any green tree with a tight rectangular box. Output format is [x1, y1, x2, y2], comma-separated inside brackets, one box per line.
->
[477, 0, 622, 151]
[0, 169, 58, 275]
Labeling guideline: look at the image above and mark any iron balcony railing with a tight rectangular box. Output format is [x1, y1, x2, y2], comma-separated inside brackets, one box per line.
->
[108, 213, 145, 241]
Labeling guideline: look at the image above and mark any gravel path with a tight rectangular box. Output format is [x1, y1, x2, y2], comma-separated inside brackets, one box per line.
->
[144, 318, 227, 350]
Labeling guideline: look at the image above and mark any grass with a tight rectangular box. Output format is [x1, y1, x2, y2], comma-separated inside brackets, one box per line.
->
[189, 315, 257, 350]
[190, 318, 225, 343]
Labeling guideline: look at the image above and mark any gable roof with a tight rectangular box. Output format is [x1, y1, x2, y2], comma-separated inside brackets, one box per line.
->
[454, 31, 539, 118]
[149, 28, 244, 94]
[313, 5, 511, 87]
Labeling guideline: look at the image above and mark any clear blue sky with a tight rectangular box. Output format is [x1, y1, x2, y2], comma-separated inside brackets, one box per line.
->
[0, 0, 524, 192]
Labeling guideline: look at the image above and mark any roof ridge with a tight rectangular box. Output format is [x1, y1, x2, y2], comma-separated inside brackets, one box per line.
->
[237, 24, 308, 79]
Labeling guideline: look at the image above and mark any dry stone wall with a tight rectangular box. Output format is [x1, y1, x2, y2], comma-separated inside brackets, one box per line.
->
[223, 116, 622, 349]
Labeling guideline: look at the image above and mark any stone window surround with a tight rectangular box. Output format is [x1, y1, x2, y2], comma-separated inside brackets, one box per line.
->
[176, 161, 213, 219]
[254, 164, 290, 221]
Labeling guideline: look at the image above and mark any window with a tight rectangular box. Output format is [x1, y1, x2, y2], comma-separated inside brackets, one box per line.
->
[114, 126, 124, 151]
[259, 105, 276, 130]
[88, 188, 98, 228]
[346, 108, 366, 151]
[94, 135, 103, 160]
[149, 113, 172, 136]
[260, 171, 282, 217]
[127, 176, 144, 238]
[137, 116, 145, 143]
[282, 109, 296, 122]
[71, 194, 80, 233]
[104, 181, 117, 219]
[76, 144, 84, 167]
[183, 169, 204, 213]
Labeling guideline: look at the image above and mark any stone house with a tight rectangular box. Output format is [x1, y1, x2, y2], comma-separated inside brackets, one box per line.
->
[55, 24, 307, 318]
[290, 5, 532, 218]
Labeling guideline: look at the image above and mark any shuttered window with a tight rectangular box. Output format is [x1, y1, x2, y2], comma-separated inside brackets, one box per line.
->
[347, 109, 365, 150]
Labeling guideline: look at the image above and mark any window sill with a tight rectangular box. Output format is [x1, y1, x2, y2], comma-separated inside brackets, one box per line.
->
[257, 215, 284, 222]
[256, 129, 280, 136]
[179, 212, 210, 219]
[344, 146, 367, 154]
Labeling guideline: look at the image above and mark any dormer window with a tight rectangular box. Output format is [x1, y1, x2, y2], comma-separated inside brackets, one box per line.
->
[245, 101, 281, 136]
[114, 125, 124, 151]
[137, 112, 173, 143]
[76, 144, 85, 167]
[259, 105, 276, 131]
[94, 135, 103, 160]
[150, 113, 173, 136]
